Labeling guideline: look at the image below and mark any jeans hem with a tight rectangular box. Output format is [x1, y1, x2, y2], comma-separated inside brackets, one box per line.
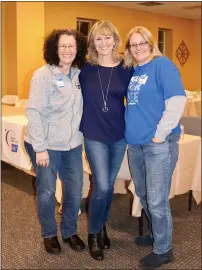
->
[61, 232, 77, 239]
[153, 247, 172, 254]
[43, 233, 58, 239]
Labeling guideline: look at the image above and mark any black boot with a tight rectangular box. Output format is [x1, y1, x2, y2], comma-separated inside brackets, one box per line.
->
[62, 234, 85, 251]
[100, 225, 111, 249]
[88, 233, 104, 261]
[44, 236, 61, 254]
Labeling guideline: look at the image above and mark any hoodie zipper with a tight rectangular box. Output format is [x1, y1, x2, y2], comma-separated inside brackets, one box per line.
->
[68, 73, 77, 149]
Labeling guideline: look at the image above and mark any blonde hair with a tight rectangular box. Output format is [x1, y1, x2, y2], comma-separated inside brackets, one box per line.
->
[124, 26, 162, 68]
[87, 20, 122, 65]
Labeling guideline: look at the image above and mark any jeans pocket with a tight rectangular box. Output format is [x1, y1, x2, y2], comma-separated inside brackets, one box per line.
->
[151, 140, 166, 145]
[150, 138, 166, 145]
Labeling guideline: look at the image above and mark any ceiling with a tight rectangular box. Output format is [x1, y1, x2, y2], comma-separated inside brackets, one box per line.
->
[98, 1, 201, 20]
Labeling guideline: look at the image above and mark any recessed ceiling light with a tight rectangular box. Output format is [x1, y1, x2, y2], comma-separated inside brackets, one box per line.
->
[137, 2, 164, 7]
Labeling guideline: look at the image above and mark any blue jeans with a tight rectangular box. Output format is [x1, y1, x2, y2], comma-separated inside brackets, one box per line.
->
[128, 133, 179, 254]
[24, 142, 83, 239]
[84, 138, 127, 234]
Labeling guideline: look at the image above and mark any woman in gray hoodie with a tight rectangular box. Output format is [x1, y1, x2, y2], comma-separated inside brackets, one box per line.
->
[24, 29, 87, 255]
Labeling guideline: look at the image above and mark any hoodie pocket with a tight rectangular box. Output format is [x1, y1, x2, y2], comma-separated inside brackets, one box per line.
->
[47, 122, 60, 145]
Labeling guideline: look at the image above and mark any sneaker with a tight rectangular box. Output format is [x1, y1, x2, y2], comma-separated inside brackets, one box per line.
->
[139, 249, 174, 268]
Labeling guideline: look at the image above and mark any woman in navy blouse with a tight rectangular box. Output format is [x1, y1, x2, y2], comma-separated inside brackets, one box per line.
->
[79, 20, 133, 261]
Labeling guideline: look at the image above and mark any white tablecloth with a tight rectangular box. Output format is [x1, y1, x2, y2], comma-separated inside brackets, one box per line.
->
[2, 106, 201, 217]
[1, 106, 94, 198]
[128, 134, 201, 216]
[57, 134, 201, 216]
[1, 106, 126, 201]
[2, 114, 31, 171]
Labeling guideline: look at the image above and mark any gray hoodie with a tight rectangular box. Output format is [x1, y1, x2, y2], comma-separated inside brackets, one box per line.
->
[24, 64, 83, 152]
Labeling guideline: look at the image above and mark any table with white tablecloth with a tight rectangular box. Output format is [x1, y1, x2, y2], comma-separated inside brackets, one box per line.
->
[128, 134, 201, 216]
[2, 105, 201, 218]
[2, 106, 32, 172]
[1, 105, 94, 198]
[1, 105, 126, 201]
[57, 134, 201, 216]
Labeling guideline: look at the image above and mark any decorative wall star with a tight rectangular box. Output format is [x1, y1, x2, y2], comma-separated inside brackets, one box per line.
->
[175, 41, 190, 67]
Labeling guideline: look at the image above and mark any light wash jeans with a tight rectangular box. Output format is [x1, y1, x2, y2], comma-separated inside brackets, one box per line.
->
[84, 138, 127, 234]
[24, 142, 83, 238]
[128, 133, 180, 254]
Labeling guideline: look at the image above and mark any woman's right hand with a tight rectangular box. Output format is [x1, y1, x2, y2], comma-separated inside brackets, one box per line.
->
[36, 151, 49, 167]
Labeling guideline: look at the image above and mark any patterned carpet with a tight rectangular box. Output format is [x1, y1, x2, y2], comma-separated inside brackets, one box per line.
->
[2, 162, 201, 269]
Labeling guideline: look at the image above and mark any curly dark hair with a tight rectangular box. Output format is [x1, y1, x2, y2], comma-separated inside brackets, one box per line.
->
[43, 29, 87, 69]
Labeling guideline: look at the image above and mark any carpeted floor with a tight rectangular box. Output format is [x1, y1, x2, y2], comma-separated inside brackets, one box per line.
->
[1, 162, 201, 269]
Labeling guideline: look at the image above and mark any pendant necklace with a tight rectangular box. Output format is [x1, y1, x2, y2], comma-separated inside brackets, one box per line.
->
[97, 67, 113, 112]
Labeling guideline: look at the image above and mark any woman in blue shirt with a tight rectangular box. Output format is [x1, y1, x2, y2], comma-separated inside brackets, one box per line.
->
[124, 26, 186, 268]
[79, 20, 133, 261]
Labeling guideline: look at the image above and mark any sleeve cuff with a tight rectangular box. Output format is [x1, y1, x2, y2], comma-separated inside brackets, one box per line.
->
[154, 130, 167, 142]
[33, 142, 48, 153]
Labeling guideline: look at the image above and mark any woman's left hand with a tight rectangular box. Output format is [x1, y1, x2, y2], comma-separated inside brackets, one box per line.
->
[152, 137, 163, 143]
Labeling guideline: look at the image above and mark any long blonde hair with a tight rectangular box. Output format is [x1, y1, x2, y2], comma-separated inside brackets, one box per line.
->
[87, 20, 122, 65]
[124, 26, 162, 68]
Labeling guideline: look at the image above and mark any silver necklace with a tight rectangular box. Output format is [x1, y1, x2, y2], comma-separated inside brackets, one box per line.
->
[97, 67, 113, 112]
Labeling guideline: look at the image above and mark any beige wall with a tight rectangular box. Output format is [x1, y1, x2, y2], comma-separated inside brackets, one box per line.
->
[16, 2, 45, 98]
[2, 2, 201, 98]
[2, 2, 17, 97]
[45, 2, 201, 92]
[2, 2, 45, 99]
[191, 19, 201, 90]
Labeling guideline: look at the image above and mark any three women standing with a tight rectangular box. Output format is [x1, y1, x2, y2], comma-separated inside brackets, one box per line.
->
[25, 22, 186, 266]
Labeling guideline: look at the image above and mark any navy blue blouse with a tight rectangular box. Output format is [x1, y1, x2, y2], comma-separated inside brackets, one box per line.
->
[79, 62, 133, 142]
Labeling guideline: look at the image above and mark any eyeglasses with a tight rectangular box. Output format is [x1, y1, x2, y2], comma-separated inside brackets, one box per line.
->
[58, 44, 76, 50]
[129, 42, 148, 50]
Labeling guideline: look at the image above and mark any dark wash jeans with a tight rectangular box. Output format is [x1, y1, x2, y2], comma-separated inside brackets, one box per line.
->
[84, 138, 127, 234]
[24, 141, 83, 239]
[128, 133, 180, 254]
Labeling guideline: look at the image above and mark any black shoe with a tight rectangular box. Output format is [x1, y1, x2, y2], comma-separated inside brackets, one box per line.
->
[88, 233, 104, 261]
[62, 234, 85, 251]
[44, 236, 61, 254]
[139, 249, 174, 268]
[100, 225, 111, 249]
[135, 234, 153, 246]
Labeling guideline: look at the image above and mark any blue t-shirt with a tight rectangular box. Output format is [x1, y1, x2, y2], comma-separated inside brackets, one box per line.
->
[125, 56, 186, 145]
[79, 62, 133, 142]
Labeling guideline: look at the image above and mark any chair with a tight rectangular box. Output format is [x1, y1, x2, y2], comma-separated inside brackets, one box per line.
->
[15, 99, 28, 109]
[185, 90, 194, 98]
[180, 115, 201, 211]
[1, 95, 19, 105]
[180, 116, 201, 137]
[195, 100, 201, 117]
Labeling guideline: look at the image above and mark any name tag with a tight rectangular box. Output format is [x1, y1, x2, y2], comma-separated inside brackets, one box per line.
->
[55, 77, 64, 88]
